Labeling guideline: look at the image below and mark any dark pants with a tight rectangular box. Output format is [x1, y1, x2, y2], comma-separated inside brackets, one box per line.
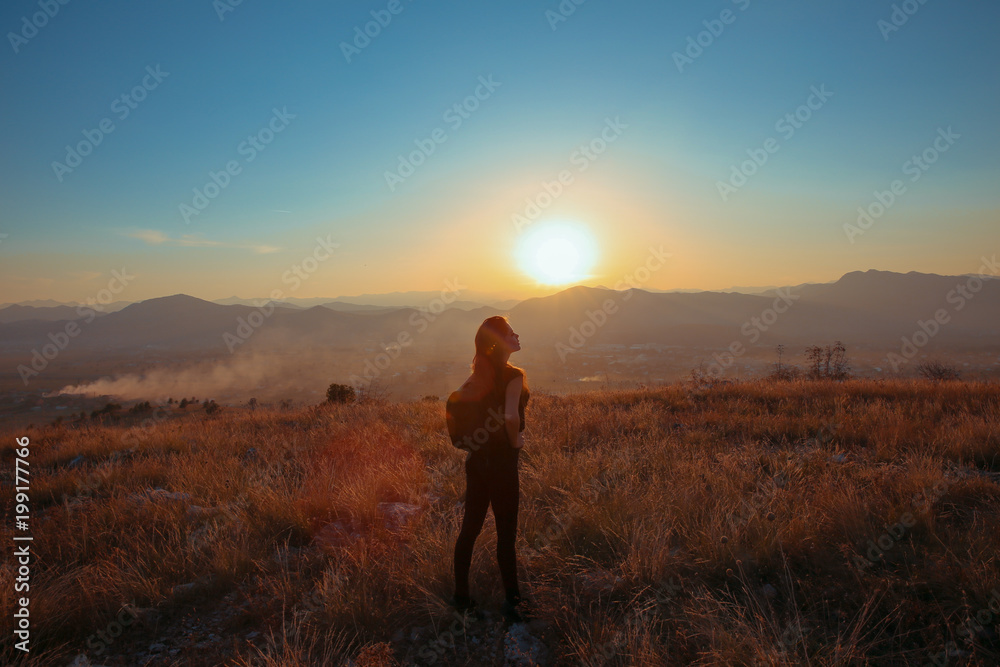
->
[453, 449, 520, 601]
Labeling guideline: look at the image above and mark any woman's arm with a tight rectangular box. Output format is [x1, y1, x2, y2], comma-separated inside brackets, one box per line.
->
[505, 375, 523, 449]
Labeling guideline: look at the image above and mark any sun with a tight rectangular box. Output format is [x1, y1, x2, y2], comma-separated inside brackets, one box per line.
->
[515, 221, 598, 286]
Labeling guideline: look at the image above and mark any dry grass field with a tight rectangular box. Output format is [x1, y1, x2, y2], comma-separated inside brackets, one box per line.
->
[2, 378, 999, 666]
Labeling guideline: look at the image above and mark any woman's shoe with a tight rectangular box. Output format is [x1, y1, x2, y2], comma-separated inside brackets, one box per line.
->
[501, 597, 530, 623]
[449, 594, 478, 612]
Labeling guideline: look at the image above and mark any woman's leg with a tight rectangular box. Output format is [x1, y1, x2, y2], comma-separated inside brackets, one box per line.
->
[454, 459, 490, 598]
[491, 460, 520, 602]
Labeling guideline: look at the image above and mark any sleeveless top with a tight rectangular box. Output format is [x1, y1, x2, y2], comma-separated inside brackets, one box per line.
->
[467, 364, 529, 467]
[499, 365, 530, 436]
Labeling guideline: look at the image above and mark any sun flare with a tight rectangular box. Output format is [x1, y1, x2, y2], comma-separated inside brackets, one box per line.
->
[515, 221, 598, 286]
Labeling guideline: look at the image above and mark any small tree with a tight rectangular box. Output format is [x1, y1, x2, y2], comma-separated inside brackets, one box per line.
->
[326, 383, 356, 404]
[203, 399, 221, 415]
[768, 344, 800, 381]
[832, 341, 849, 378]
[768, 363, 800, 381]
[805, 341, 849, 380]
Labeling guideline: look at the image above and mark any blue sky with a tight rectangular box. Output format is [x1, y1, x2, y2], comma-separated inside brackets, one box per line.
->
[1, 0, 998, 303]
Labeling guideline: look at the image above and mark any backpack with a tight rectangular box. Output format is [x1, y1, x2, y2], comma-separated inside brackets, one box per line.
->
[446, 374, 506, 453]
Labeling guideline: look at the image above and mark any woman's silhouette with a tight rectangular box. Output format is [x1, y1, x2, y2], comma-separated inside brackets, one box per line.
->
[451, 315, 530, 622]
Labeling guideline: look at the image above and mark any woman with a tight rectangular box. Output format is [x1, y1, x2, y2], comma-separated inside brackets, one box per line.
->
[451, 315, 530, 622]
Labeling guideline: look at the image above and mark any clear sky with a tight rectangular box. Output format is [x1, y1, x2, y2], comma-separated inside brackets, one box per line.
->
[1, 0, 998, 304]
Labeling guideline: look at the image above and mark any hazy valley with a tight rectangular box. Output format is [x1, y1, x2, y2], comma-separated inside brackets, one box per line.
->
[1, 269, 998, 428]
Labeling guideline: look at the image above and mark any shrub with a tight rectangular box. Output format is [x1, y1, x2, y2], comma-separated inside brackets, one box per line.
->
[768, 364, 801, 381]
[326, 383, 356, 404]
[90, 402, 122, 420]
[805, 341, 850, 380]
[916, 360, 961, 381]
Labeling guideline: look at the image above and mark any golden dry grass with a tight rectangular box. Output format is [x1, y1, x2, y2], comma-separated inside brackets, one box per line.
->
[1, 378, 999, 666]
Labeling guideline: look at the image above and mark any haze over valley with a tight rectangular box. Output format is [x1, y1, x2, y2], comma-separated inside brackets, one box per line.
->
[2, 268, 997, 426]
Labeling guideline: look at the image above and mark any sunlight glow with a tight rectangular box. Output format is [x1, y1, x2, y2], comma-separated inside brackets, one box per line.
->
[515, 221, 598, 286]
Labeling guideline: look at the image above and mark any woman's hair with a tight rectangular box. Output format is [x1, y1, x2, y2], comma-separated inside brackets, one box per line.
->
[470, 315, 528, 396]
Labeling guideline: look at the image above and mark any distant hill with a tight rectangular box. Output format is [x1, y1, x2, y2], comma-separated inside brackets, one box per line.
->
[0, 299, 67, 308]
[0, 270, 996, 361]
[323, 289, 521, 309]
[506, 270, 997, 352]
[0, 304, 94, 324]
[0, 301, 130, 323]
[213, 297, 304, 309]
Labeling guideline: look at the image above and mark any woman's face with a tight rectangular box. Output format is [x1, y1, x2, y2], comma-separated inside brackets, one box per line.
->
[503, 326, 521, 353]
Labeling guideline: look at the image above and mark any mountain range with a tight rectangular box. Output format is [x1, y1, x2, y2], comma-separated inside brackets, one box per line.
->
[1, 269, 996, 355]
[1, 269, 997, 403]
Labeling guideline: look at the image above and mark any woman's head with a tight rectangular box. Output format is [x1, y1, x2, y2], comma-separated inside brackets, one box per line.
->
[471, 316, 520, 378]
